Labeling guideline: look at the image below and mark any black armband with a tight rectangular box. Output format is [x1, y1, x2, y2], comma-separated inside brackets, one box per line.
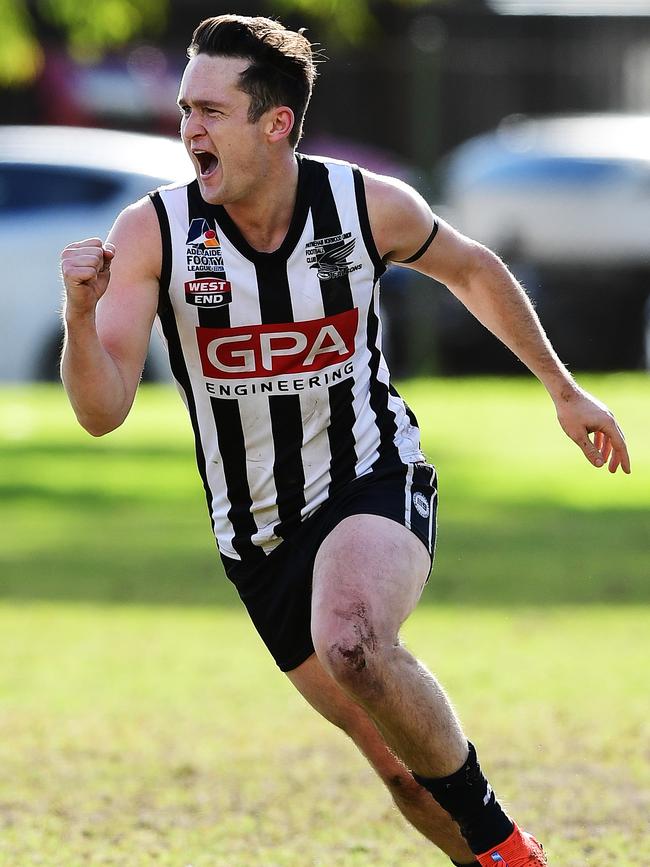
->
[394, 219, 439, 264]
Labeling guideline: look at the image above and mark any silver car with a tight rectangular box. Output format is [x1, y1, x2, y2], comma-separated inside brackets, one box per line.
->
[443, 113, 650, 268]
[437, 113, 650, 371]
[0, 125, 193, 381]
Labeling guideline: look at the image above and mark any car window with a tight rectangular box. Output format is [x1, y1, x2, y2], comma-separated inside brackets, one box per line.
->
[476, 157, 630, 187]
[0, 164, 124, 213]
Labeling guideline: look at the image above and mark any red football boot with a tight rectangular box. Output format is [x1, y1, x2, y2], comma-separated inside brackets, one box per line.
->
[476, 823, 547, 866]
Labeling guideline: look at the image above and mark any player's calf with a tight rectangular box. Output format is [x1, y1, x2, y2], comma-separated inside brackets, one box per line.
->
[414, 743, 547, 865]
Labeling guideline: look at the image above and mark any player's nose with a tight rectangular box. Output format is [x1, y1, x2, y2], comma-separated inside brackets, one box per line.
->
[182, 109, 207, 139]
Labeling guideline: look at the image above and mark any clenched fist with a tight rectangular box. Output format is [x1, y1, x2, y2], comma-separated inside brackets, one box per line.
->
[61, 238, 116, 317]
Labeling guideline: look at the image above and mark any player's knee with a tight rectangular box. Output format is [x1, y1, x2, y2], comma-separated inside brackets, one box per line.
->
[325, 638, 375, 685]
[312, 615, 391, 699]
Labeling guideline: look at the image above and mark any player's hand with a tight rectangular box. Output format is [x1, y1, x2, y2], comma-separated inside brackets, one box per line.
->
[61, 238, 116, 316]
[554, 385, 631, 474]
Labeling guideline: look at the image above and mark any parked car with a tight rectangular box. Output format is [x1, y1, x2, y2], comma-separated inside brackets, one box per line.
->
[0, 125, 193, 381]
[436, 114, 650, 372]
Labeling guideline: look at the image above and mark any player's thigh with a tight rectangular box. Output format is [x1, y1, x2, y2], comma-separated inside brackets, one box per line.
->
[311, 513, 430, 650]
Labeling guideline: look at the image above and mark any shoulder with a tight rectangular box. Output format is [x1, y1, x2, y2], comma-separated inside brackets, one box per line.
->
[112, 194, 160, 236]
[298, 156, 436, 262]
[106, 195, 163, 280]
[357, 169, 436, 262]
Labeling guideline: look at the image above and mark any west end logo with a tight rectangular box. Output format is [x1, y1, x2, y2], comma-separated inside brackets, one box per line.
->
[186, 218, 226, 274]
[306, 232, 362, 281]
[184, 277, 232, 308]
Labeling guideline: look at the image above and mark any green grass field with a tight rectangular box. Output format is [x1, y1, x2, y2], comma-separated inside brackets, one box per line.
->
[1, 376, 648, 865]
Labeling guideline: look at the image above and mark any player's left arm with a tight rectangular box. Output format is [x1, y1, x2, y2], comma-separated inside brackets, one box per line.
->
[362, 169, 631, 474]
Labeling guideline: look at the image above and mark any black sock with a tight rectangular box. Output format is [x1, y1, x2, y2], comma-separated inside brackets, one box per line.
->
[413, 741, 513, 855]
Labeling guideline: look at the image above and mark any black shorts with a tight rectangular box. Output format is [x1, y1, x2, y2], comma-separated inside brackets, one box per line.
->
[221, 461, 438, 672]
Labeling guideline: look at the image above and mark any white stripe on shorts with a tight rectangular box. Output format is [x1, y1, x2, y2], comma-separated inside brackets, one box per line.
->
[427, 485, 437, 550]
[404, 462, 414, 530]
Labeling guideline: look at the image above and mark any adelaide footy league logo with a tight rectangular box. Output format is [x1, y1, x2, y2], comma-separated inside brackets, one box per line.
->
[186, 218, 226, 273]
[306, 232, 362, 281]
[185, 218, 231, 307]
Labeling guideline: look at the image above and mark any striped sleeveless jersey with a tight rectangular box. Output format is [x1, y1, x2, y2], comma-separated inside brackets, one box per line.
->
[150, 154, 424, 562]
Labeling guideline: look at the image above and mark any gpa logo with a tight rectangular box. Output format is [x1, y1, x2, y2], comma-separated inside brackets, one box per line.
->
[186, 218, 225, 272]
[412, 492, 430, 519]
[184, 277, 232, 308]
[196, 308, 358, 379]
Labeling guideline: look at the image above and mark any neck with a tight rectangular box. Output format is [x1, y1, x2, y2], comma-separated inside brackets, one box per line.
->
[224, 151, 299, 254]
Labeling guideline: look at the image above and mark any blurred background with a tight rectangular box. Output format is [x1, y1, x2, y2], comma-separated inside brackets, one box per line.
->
[2, 0, 650, 381]
[1, 10, 648, 861]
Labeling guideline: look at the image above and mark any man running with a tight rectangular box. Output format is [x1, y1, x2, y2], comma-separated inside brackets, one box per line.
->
[60, 15, 630, 866]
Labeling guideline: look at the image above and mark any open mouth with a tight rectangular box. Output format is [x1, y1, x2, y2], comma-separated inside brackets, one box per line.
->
[193, 150, 219, 177]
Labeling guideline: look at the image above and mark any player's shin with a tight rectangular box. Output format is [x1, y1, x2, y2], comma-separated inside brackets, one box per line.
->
[413, 741, 513, 856]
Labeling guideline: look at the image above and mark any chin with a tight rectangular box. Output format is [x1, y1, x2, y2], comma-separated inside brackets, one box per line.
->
[198, 179, 225, 205]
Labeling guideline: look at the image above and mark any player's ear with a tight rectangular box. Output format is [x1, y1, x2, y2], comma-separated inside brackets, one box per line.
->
[266, 106, 295, 144]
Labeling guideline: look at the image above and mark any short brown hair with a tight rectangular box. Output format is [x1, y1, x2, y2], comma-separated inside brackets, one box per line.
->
[188, 14, 317, 146]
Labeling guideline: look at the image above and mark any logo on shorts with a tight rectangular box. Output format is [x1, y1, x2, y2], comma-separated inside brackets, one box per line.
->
[186, 218, 226, 273]
[306, 232, 362, 280]
[413, 492, 430, 518]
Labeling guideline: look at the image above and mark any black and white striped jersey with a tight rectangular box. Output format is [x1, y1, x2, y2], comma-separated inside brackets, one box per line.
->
[150, 154, 424, 562]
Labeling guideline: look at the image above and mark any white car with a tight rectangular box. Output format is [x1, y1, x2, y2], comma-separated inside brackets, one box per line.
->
[442, 113, 650, 267]
[0, 125, 193, 381]
[436, 113, 650, 371]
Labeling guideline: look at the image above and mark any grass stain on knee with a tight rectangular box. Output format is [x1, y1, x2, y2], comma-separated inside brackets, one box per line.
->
[333, 602, 379, 654]
[337, 642, 367, 673]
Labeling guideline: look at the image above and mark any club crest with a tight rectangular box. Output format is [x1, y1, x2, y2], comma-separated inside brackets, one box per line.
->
[306, 232, 362, 280]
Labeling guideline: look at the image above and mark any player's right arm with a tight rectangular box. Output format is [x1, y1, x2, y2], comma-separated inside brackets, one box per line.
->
[60, 196, 161, 436]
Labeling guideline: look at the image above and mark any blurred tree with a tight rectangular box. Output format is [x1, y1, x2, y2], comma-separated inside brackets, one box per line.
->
[0, 0, 168, 85]
[271, 0, 434, 43]
[39, 0, 168, 60]
[0, 0, 43, 84]
[0, 0, 446, 86]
